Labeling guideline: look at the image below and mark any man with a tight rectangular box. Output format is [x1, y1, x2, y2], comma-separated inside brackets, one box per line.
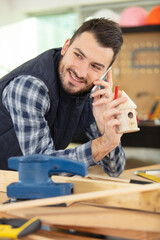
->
[0, 18, 127, 176]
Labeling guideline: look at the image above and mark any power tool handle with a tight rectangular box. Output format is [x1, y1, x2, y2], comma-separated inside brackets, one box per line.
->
[49, 157, 88, 177]
[8, 155, 88, 177]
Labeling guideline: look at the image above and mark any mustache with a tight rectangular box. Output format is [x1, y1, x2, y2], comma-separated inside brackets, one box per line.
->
[67, 68, 87, 83]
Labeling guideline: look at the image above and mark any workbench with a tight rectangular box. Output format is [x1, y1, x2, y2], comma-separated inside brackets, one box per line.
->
[0, 164, 160, 240]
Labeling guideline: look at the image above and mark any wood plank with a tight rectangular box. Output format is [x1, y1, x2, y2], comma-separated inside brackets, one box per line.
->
[86, 173, 152, 183]
[1, 165, 159, 192]
[0, 170, 18, 192]
[53, 225, 160, 240]
[52, 176, 160, 213]
[53, 175, 132, 193]
[1, 166, 160, 239]
[0, 170, 131, 193]
[1, 170, 160, 213]
[0, 211, 101, 240]
[2, 164, 160, 193]
[84, 184, 160, 212]
[7, 204, 160, 240]
[0, 191, 8, 204]
[0, 183, 159, 212]
[27, 229, 101, 240]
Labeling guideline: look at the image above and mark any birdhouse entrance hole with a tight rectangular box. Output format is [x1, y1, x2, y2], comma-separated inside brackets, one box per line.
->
[128, 112, 134, 118]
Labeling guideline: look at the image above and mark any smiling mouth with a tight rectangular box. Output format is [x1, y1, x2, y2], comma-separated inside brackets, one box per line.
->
[69, 70, 85, 85]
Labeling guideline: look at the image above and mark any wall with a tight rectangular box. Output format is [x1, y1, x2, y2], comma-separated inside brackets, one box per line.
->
[0, 0, 26, 27]
[0, 0, 159, 26]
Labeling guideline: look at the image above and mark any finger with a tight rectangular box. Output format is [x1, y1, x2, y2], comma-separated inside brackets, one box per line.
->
[91, 80, 112, 99]
[106, 118, 121, 130]
[92, 86, 100, 103]
[107, 69, 113, 88]
[110, 96, 127, 108]
[92, 97, 109, 106]
[92, 80, 111, 88]
[91, 88, 112, 99]
[106, 119, 122, 137]
[103, 108, 122, 120]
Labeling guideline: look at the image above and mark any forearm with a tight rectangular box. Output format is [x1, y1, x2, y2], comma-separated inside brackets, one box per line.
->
[91, 135, 113, 163]
[99, 144, 126, 177]
[50, 141, 96, 167]
[91, 136, 126, 177]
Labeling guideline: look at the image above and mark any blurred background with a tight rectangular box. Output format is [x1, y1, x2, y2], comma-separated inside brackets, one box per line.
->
[0, 0, 160, 169]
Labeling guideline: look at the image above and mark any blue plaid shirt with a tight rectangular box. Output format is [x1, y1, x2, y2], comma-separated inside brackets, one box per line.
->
[2, 75, 126, 176]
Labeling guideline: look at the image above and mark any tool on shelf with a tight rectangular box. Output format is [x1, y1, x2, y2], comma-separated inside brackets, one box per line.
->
[0, 217, 41, 239]
[148, 97, 160, 120]
[7, 154, 87, 200]
[134, 169, 160, 183]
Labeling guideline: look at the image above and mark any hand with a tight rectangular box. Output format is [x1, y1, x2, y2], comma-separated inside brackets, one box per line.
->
[91, 69, 113, 134]
[91, 95, 127, 162]
[101, 97, 127, 149]
[91, 68, 128, 157]
[91, 68, 113, 99]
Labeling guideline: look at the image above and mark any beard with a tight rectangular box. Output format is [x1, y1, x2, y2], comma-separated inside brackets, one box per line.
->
[59, 64, 93, 96]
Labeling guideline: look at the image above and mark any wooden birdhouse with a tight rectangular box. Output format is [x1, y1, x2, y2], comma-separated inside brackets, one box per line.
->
[117, 91, 140, 134]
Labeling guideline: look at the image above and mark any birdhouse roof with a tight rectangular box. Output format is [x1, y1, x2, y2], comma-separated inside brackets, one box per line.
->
[117, 90, 137, 109]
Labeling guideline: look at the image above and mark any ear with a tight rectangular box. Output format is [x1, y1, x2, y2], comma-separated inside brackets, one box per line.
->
[61, 39, 71, 56]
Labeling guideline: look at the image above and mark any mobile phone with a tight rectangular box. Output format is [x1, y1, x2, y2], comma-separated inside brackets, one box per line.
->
[91, 66, 111, 94]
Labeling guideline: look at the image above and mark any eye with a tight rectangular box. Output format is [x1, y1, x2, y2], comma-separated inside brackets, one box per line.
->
[91, 64, 101, 71]
[74, 52, 82, 59]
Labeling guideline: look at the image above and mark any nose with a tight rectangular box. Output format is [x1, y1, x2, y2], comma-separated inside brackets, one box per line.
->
[76, 62, 89, 79]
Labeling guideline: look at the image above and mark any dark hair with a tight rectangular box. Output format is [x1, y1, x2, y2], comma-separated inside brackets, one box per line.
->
[70, 18, 123, 66]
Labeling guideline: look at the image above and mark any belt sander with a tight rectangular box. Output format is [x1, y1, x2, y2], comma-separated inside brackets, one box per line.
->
[7, 154, 87, 201]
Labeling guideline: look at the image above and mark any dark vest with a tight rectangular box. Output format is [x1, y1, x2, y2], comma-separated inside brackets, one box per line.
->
[0, 48, 94, 170]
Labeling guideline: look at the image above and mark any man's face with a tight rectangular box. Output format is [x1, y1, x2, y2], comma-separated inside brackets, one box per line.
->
[59, 32, 114, 95]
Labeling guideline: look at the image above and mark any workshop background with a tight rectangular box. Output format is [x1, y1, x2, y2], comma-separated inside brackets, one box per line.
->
[0, 0, 159, 169]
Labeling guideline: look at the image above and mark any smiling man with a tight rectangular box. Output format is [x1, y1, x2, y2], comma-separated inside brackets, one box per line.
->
[59, 32, 114, 95]
[0, 18, 127, 176]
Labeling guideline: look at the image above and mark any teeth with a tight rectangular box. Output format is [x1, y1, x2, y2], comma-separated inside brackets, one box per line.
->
[70, 71, 81, 82]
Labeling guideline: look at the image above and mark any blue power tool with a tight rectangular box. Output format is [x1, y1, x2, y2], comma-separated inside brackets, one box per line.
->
[7, 154, 87, 200]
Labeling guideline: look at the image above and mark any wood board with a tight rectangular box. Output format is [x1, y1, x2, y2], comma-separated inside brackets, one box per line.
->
[0, 211, 101, 240]
[0, 170, 18, 192]
[6, 203, 160, 240]
[0, 170, 131, 193]
[0, 170, 160, 213]
[1, 166, 160, 239]
[0, 182, 160, 213]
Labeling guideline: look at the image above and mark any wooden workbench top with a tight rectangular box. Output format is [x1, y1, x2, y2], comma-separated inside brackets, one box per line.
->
[0, 164, 160, 240]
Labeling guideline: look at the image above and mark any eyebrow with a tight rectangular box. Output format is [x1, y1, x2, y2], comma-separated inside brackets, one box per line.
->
[74, 47, 105, 69]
